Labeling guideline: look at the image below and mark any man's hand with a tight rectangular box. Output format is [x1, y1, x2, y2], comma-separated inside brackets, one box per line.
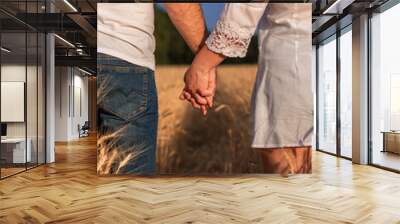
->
[180, 66, 217, 116]
[179, 44, 225, 116]
[164, 4, 222, 116]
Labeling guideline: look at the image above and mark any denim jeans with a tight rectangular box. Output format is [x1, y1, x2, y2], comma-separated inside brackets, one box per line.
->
[97, 53, 158, 175]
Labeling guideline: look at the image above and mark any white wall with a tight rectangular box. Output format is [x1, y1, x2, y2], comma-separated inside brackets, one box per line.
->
[1, 65, 41, 137]
[72, 73, 89, 138]
[1, 64, 46, 163]
[1, 65, 26, 139]
[54, 67, 89, 141]
[55, 66, 69, 141]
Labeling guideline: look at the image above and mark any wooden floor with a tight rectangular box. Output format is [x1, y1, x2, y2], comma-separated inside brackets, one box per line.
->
[1, 136, 400, 224]
[1, 167, 26, 178]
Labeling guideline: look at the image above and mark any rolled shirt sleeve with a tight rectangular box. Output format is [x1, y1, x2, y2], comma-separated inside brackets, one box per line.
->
[205, 3, 268, 58]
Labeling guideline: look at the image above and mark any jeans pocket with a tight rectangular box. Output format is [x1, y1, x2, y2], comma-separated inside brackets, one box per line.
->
[97, 65, 149, 122]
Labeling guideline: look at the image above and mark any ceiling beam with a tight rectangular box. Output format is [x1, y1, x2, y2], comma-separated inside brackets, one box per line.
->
[322, 0, 356, 14]
[67, 13, 97, 46]
[55, 55, 96, 71]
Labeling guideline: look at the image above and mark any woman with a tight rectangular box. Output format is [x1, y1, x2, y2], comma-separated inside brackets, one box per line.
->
[182, 3, 313, 174]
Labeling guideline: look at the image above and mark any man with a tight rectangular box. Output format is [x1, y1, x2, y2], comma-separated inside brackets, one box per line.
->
[97, 3, 215, 175]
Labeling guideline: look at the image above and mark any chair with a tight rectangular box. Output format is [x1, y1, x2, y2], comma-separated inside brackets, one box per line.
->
[79, 121, 90, 138]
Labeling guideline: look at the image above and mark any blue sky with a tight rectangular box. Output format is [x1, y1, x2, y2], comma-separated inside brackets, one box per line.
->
[201, 3, 224, 29]
[157, 3, 224, 30]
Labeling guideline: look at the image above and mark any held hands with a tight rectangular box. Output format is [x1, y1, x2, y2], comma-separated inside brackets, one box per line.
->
[179, 64, 217, 116]
[179, 45, 225, 115]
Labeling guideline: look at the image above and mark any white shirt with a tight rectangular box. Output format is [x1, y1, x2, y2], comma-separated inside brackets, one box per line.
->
[97, 3, 155, 71]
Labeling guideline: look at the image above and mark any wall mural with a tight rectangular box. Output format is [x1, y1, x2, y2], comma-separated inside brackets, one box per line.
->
[97, 3, 313, 175]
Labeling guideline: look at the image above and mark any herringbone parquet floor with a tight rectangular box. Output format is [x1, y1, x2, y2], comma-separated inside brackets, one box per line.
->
[1, 136, 400, 224]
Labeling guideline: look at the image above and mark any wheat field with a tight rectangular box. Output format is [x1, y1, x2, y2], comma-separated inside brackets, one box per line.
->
[155, 65, 265, 174]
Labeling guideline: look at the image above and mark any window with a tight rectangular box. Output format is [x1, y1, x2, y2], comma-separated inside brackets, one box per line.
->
[0, 1, 47, 179]
[340, 28, 352, 158]
[317, 36, 337, 154]
[390, 75, 400, 130]
[370, 2, 400, 171]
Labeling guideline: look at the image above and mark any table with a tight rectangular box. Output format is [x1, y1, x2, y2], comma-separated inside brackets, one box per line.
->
[382, 131, 400, 154]
[1, 138, 32, 163]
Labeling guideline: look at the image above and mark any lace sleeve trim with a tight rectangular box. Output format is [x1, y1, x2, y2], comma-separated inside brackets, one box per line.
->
[205, 21, 253, 58]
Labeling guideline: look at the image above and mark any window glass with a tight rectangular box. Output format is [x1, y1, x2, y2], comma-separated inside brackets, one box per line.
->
[1, 31, 28, 177]
[340, 29, 352, 158]
[371, 3, 400, 171]
[318, 36, 337, 154]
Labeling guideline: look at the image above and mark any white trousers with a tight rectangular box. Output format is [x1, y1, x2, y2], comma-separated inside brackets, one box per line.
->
[250, 4, 314, 148]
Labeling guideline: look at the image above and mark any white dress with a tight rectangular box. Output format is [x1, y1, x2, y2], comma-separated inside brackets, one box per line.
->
[206, 3, 314, 148]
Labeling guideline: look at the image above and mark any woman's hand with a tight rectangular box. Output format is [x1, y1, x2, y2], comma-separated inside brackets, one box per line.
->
[180, 65, 216, 116]
[180, 44, 225, 115]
